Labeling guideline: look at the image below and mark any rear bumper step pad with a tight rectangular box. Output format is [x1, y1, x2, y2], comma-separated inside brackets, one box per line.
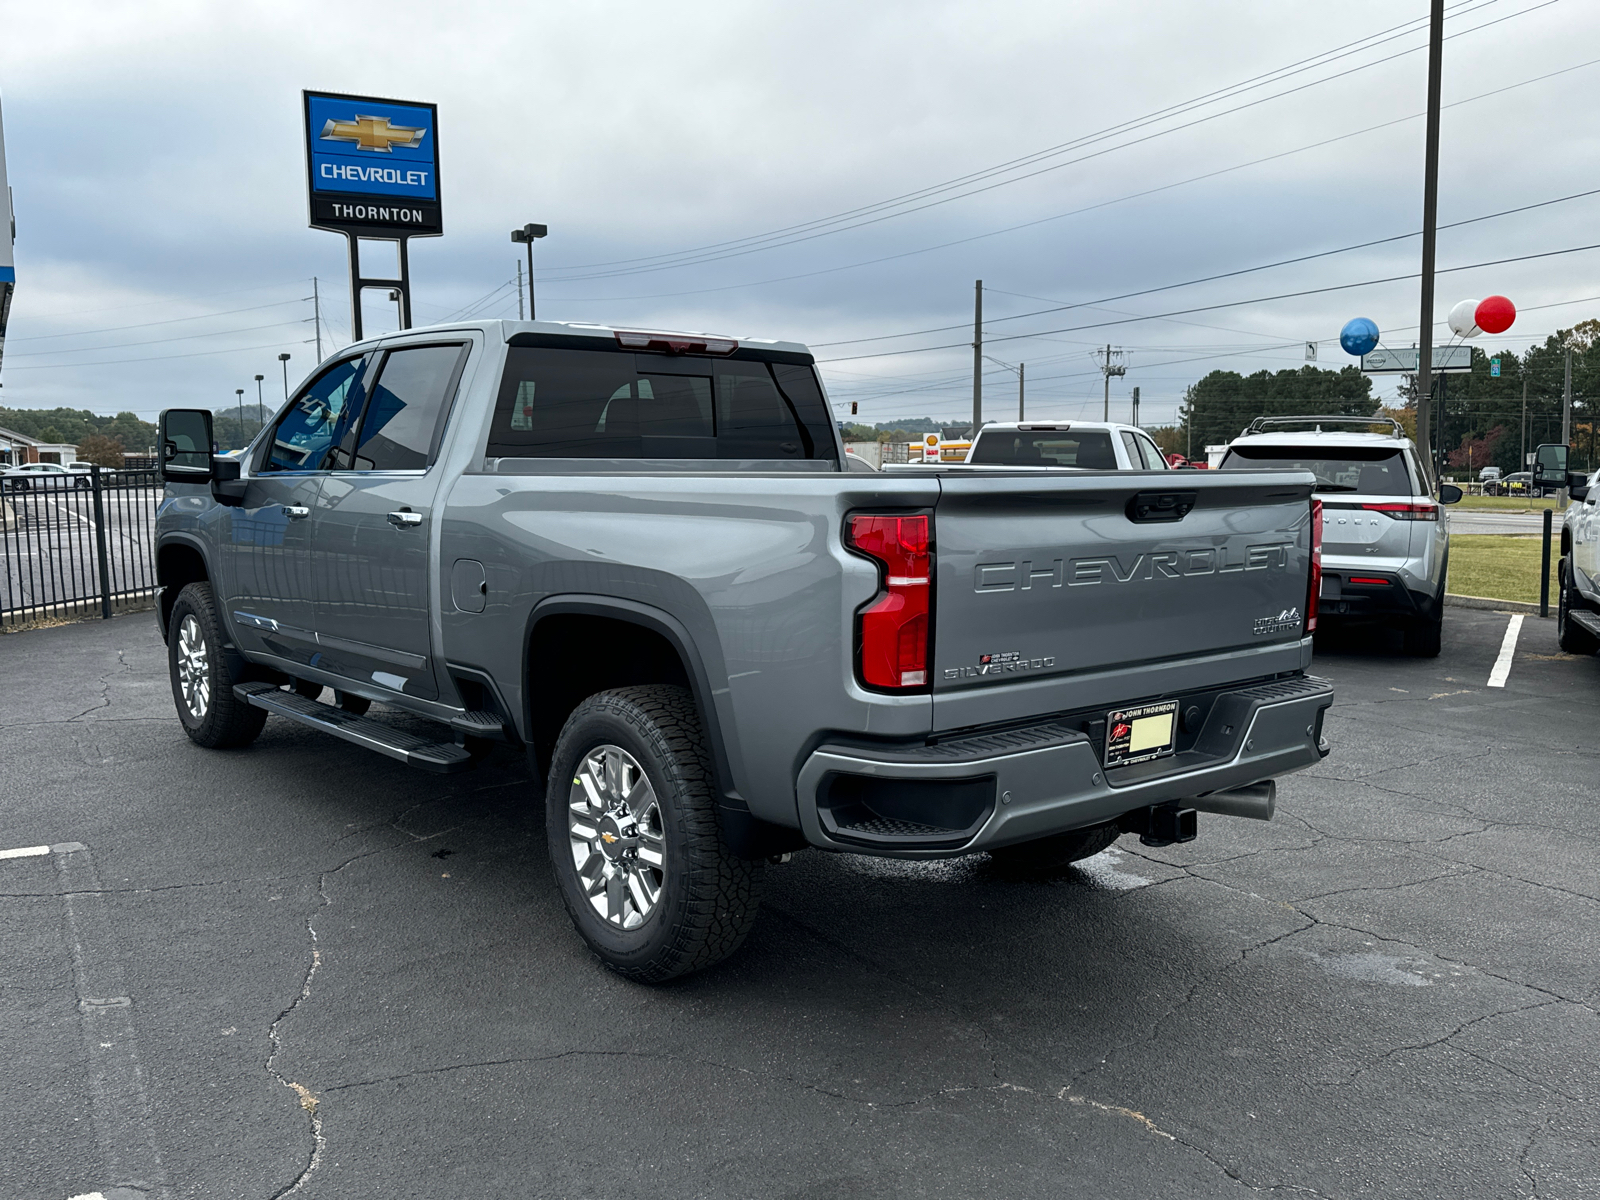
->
[233, 682, 475, 773]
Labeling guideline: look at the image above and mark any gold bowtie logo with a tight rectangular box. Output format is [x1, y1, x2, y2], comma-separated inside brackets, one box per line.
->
[601, 832, 618, 845]
[320, 114, 426, 153]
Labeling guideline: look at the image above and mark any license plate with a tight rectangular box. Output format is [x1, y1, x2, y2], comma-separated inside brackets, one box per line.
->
[1104, 701, 1179, 767]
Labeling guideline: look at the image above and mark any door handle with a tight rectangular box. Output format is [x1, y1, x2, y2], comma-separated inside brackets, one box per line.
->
[282, 505, 310, 519]
[387, 510, 424, 528]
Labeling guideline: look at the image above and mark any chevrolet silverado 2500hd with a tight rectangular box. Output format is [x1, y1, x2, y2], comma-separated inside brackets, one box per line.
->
[155, 319, 1332, 981]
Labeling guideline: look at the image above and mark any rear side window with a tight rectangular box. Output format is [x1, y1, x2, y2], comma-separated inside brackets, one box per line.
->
[488, 347, 835, 461]
[969, 430, 1117, 469]
[351, 344, 468, 471]
[1220, 444, 1414, 495]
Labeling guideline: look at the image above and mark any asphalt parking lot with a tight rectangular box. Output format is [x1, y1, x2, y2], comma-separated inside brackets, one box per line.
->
[3, 608, 1597, 1200]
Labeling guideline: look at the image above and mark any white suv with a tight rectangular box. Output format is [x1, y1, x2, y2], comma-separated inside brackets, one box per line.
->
[1219, 416, 1461, 656]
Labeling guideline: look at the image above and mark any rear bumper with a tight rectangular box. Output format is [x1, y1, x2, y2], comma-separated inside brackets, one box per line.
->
[795, 674, 1334, 858]
[1319, 569, 1438, 622]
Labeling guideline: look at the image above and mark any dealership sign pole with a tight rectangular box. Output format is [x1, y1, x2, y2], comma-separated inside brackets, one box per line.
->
[303, 90, 441, 344]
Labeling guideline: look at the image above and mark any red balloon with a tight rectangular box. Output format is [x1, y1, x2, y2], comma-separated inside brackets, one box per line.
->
[1476, 295, 1516, 335]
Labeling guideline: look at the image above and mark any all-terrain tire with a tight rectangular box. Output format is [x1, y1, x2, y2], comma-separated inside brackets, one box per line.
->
[987, 821, 1122, 873]
[1558, 557, 1600, 655]
[546, 685, 761, 983]
[167, 582, 268, 749]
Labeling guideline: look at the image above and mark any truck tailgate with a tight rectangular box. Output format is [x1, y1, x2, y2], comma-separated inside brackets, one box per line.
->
[931, 470, 1316, 728]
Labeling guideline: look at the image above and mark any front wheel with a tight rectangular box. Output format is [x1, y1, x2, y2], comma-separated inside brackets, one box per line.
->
[547, 686, 761, 983]
[1558, 558, 1600, 655]
[168, 582, 267, 748]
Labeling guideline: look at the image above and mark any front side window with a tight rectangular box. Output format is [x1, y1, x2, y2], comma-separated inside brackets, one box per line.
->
[487, 347, 833, 461]
[968, 430, 1118, 469]
[351, 344, 468, 471]
[262, 358, 365, 472]
[1220, 444, 1414, 495]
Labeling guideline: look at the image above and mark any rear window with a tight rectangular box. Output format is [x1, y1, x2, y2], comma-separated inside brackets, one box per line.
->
[1219, 444, 1414, 495]
[968, 430, 1117, 468]
[487, 347, 837, 462]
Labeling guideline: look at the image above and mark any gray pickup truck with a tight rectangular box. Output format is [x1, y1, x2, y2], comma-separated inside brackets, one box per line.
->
[155, 319, 1333, 981]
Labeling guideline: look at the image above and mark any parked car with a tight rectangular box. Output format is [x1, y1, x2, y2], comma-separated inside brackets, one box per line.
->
[0, 461, 91, 490]
[154, 319, 1333, 981]
[961, 420, 1170, 470]
[1478, 466, 1502, 488]
[1219, 415, 1460, 656]
[1493, 471, 1552, 498]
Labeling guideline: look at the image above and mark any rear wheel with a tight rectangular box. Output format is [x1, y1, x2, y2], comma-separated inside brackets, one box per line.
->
[988, 822, 1122, 872]
[168, 582, 267, 749]
[1558, 558, 1600, 655]
[546, 686, 761, 983]
[1403, 608, 1443, 657]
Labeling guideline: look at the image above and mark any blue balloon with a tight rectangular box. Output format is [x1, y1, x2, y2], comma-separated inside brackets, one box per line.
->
[1340, 317, 1380, 357]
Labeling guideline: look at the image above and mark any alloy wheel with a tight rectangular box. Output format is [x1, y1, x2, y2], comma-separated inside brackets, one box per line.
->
[176, 614, 211, 720]
[567, 744, 667, 930]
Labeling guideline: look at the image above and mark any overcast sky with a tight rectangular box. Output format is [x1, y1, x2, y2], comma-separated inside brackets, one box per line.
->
[1, 0, 1597, 430]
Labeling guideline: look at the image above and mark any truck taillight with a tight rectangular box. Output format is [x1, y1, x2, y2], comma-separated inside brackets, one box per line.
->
[1307, 498, 1323, 635]
[848, 513, 931, 689]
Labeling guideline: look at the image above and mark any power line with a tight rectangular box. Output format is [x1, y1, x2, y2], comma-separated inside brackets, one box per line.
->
[6, 297, 310, 343]
[2, 337, 317, 372]
[539, 48, 1599, 304]
[542, 0, 1519, 280]
[815, 184, 1600, 350]
[818, 242, 1600, 364]
[8, 319, 314, 359]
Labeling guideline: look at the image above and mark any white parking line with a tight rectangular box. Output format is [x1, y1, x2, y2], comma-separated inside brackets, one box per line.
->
[1487, 614, 1525, 688]
[0, 844, 51, 859]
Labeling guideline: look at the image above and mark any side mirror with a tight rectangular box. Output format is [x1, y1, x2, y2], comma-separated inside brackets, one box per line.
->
[1532, 442, 1569, 487]
[159, 409, 214, 483]
[1437, 483, 1463, 504]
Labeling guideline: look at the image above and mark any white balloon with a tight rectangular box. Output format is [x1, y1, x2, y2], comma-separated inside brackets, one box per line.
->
[1448, 298, 1482, 337]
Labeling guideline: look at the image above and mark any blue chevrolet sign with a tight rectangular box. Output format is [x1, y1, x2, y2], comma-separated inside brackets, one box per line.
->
[303, 91, 442, 236]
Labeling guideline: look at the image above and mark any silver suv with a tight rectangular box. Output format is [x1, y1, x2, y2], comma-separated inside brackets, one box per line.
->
[1219, 416, 1461, 656]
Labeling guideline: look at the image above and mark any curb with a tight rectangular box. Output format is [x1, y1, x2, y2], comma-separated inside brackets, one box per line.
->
[1444, 593, 1546, 616]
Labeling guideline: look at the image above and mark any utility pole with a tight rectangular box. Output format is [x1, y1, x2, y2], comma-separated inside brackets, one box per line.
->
[1097, 344, 1126, 420]
[972, 280, 983, 434]
[1018, 362, 1024, 421]
[1521, 376, 1528, 472]
[516, 260, 525, 320]
[1414, 0, 1444, 490]
[1562, 343, 1574, 509]
[312, 277, 324, 361]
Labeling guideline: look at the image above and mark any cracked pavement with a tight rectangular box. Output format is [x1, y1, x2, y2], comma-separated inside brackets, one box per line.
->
[2, 608, 1597, 1198]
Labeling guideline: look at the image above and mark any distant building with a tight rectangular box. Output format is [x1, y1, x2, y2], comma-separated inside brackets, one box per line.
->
[0, 425, 76, 466]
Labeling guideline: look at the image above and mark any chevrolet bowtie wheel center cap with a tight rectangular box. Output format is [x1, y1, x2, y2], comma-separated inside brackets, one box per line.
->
[567, 745, 667, 930]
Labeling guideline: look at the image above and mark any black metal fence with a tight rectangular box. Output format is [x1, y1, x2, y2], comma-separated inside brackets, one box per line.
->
[0, 468, 162, 627]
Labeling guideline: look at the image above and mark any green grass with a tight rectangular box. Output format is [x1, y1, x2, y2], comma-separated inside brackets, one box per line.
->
[1447, 534, 1558, 604]
[1449, 494, 1558, 511]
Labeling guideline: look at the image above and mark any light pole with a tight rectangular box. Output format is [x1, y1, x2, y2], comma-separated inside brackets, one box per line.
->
[278, 353, 292, 405]
[984, 356, 1024, 420]
[510, 223, 548, 319]
[235, 388, 245, 449]
[253, 375, 265, 432]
